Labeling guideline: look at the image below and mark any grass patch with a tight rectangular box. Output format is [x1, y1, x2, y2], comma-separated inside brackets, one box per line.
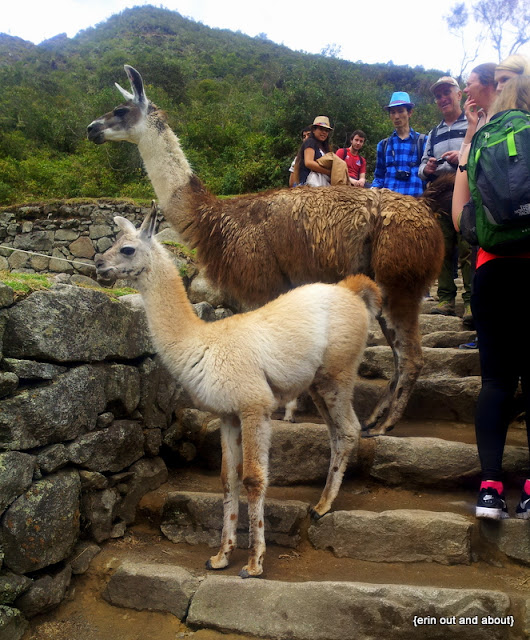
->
[0, 270, 138, 302]
[161, 241, 197, 259]
[0, 270, 53, 300]
[76, 282, 139, 298]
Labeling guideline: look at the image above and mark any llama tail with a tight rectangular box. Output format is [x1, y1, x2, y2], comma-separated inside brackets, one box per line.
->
[338, 274, 382, 319]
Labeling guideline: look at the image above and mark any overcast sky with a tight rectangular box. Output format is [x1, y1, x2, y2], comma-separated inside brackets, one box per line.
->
[2, 0, 528, 77]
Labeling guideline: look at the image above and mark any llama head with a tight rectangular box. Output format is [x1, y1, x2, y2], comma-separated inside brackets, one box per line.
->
[87, 65, 151, 145]
[95, 201, 159, 286]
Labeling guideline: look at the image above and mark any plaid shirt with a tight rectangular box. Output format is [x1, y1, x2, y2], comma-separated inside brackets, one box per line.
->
[372, 128, 426, 196]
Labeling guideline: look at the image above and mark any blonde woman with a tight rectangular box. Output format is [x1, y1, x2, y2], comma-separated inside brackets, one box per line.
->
[495, 54, 530, 95]
[452, 75, 530, 520]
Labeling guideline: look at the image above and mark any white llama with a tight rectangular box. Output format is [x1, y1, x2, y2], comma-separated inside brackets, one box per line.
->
[95, 203, 381, 578]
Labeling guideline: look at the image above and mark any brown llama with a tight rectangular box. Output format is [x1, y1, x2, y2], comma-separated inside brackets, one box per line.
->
[87, 65, 445, 436]
[95, 203, 381, 577]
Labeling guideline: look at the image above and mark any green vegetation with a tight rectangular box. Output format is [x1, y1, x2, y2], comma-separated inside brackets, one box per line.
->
[0, 5, 443, 206]
[0, 271, 53, 299]
[0, 270, 137, 300]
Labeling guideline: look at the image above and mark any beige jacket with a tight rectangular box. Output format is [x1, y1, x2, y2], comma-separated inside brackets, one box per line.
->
[316, 152, 350, 185]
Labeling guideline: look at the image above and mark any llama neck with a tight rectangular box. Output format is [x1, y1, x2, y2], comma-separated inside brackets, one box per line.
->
[137, 245, 201, 351]
[138, 119, 194, 212]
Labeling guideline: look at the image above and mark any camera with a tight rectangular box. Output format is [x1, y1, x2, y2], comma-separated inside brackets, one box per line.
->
[436, 158, 446, 165]
[395, 170, 411, 181]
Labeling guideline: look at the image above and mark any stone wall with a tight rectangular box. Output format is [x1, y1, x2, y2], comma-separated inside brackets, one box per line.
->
[0, 200, 230, 307]
[0, 211, 231, 635]
[0, 281, 185, 628]
[0, 201, 147, 277]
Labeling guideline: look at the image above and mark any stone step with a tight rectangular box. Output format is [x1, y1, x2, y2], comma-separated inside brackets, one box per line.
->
[192, 418, 527, 487]
[103, 562, 528, 639]
[153, 489, 530, 568]
[158, 491, 472, 565]
[289, 375, 482, 423]
[368, 313, 470, 345]
[161, 491, 308, 549]
[188, 575, 521, 640]
[360, 346, 480, 380]
[354, 376, 481, 423]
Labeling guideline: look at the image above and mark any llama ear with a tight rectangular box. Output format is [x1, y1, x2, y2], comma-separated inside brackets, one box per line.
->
[139, 202, 158, 240]
[124, 65, 147, 105]
[115, 82, 134, 102]
[114, 216, 137, 235]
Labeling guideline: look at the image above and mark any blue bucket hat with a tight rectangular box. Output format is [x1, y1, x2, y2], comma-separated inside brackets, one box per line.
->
[385, 91, 415, 109]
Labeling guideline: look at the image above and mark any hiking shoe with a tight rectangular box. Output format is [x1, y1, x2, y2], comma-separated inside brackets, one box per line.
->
[430, 301, 456, 316]
[462, 303, 473, 327]
[459, 337, 478, 350]
[476, 487, 509, 520]
[515, 491, 530, 519]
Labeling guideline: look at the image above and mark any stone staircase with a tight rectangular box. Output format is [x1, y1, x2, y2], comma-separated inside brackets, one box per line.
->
[27, 288, 530, 640]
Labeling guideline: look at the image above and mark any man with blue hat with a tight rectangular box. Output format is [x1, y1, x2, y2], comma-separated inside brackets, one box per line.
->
[372, 91, 426, 196]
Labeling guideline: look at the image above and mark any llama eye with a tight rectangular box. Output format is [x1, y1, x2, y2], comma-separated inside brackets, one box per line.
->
[114, 107, 128, 117]
[120, 246, 135, 256]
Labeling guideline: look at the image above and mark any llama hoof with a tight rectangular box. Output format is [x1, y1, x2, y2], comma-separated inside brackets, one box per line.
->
[309, 507, 329, 521]
[205, 559, 228, 571]
[239, 568, 262, 579]
[361, 424, 395, 438]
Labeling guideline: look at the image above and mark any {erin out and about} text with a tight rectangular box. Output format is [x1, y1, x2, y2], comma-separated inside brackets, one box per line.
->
[413, 615, 515, 627]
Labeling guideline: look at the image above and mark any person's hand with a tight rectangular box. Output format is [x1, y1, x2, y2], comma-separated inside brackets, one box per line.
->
[464, 97, 479, 131]
[424, 157, 438, 175]
[441, 150, 459, 166]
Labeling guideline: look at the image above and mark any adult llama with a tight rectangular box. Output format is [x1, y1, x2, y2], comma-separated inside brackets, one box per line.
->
[87, 65, 445, 436]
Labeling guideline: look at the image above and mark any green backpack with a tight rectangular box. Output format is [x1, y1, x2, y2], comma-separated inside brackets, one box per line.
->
[462, 109, 530, 254]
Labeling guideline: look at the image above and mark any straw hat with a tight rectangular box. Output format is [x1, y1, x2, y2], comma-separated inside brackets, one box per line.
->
[312, 116, 333, 130]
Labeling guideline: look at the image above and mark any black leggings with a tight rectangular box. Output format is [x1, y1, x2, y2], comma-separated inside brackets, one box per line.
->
[471, 258, 530, 481]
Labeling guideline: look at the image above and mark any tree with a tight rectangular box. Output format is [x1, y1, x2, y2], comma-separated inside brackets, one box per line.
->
[474, 0, 530, 59]
[446, 0, 530, 77]
[445, 2, 480, 80]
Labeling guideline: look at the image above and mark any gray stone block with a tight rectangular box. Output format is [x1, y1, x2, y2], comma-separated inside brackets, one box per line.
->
[104, 561, 199, 619]
[188, 576, 513, 640]
[0, 605, 28, 640]
[161, 491, 309, 549]
[370, 437, 527, 487]
[0, 470, 80, 573]
[309, 509, 472, 565]
[480, 519, 530, 565]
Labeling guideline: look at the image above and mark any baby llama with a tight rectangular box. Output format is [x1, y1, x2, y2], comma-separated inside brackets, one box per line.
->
[95, 203, 381, 578]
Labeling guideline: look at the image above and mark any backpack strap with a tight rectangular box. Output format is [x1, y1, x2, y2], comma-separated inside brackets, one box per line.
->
[382, 137, 389, 159]
[383, 133, 425, 167]
[426, 125, 438, 157]
[337, 148, 348, 160]
[416, 133, 426, 165]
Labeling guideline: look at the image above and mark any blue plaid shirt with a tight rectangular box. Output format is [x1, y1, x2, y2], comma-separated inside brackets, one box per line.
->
[372, 128, 426, 196]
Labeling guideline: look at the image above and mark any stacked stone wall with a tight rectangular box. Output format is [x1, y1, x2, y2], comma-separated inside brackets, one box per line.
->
[0, 201, 147, 276]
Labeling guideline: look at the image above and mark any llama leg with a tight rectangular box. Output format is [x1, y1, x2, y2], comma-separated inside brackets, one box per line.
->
[283, 397, 298, 422]
[207, 416, 242, 570]
[240, 410, 271, 578]
[309, 382, 360, 519]
[363, 293, 424, 436]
